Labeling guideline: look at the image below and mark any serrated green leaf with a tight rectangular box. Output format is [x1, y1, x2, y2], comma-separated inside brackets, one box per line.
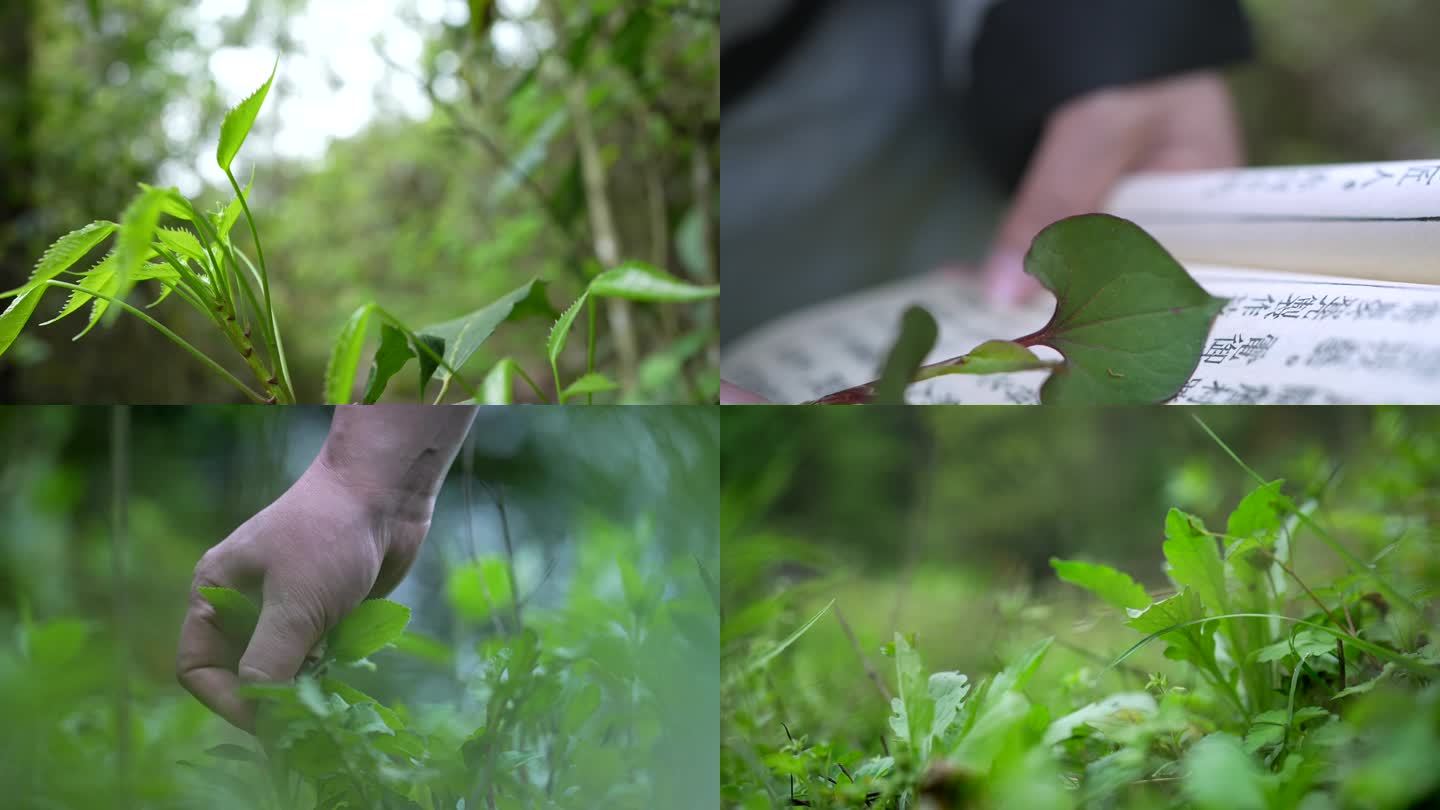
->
[155, 227, 207, 264]
[1163, 508, 1228, 616]
[889, 632, 935, 759]
[0, 286, 46, 359]
[198, 586, 261, 641]
[362, 323, 415, 404]
[559, 372, 618, 402]
[547, 290, 589, 374]
[217, 62, 276, 173]
[1227, 480, 1294, 542]
[6, 220, 116, 297]
[587, 263, 719, 302]
[324, 303, 374, 404]
[326, 599, 411, 663]
[114, 186, 166, 312]
[1023, 214, 1226, 404]
[1051, 558, 1151, 611]
[874, 305, 938, 405]
[419, 279, 549, 382]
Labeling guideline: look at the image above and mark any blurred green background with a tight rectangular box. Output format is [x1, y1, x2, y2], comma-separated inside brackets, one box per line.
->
[0, 405, 718, 808]
[721, 407, 1440, 750]
[0, 0, 718, 403]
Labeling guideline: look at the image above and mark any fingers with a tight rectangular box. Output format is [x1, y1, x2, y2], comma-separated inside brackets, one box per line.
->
[237, 589, 326, 691]
[721, 381, 770, 404]
[176, 547, 256, 731]
[983, 89, 1150, 305]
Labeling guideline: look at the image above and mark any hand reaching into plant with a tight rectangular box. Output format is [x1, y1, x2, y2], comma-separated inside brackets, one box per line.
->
[980, 71, 1244, 305]
[176, 404, 476, 731]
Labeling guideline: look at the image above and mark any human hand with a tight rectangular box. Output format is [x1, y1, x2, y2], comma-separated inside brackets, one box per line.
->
[176, 405, 475, 732]
[721, 381, 771, 404]
[980, 71, 1244, 305]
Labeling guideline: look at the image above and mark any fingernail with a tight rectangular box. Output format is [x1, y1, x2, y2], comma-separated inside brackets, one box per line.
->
[982, 251, 1028, 306]
[721, 381, 770, 405]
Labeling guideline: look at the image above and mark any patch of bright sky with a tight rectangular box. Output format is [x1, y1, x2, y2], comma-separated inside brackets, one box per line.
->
[158, 0, 540, 197]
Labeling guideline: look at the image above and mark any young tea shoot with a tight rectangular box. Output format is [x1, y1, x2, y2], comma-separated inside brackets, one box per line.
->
[0, 66, 719, 404]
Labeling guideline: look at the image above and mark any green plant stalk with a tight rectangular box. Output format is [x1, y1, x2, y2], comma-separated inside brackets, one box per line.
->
[225, 169, 295, 402]
[513, 363, 550, 404]
[40, 280, 267, 402]
[152, 247, 279, 398]
[586, 295, 597, 405]
[1191, 415, 1418, 615]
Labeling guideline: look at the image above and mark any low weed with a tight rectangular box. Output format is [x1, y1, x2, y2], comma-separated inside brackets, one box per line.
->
[722, 415, 1440, 809]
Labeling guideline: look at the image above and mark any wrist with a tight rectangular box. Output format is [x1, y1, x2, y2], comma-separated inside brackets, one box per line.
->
[310, 446, 440, 525]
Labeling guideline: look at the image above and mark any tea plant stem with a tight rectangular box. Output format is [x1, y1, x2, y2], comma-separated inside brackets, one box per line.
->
[512, 364, 549, 403]
[586, 295, 596, 404]
[40, 280, 268, 402]
[226, 169, 295, 402]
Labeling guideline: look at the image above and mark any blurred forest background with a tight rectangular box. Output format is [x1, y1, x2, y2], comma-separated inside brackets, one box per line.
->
[0, 0, 718, 403]
[722, 407, 1440, 714]
[0, 406, 718, 806]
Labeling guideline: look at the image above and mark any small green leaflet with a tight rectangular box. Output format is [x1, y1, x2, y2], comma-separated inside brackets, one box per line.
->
[324, 304, 374, 404]
[873, 306, 938, 405]
[326, 599, 411, 662]
[0, 287, 46, 358]
[198, 586, 261, 640]
[587, 262, 720, 302]
[113, 186, 166, 318]
[1050, 558, 1151, 611]
[217, 62, 277, 173]
[4, 220, 116, 297]
[1163, 508, 1229, 617]
[362, 323, 416, 404]
[560, 372, 618, 402]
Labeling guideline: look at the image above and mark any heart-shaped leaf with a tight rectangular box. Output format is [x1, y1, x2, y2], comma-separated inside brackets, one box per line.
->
[1019, 214, 1225, 404]
[816, 215, 1225, 405]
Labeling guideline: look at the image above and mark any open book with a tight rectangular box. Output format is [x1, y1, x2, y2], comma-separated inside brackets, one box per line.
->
[722, 160, 1440, 404]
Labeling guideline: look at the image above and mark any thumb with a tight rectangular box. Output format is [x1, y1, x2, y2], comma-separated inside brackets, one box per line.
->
[983, 94, 1148, 305]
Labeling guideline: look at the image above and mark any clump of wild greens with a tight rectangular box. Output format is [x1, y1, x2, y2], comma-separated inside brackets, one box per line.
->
[723, 417, 1440, 809]
[181, 520, 717, 809]
[0, 65, 718, 404]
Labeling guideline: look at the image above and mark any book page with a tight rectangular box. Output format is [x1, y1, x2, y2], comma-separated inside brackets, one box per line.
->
[721, 267, 1440, 404]
[1106, 161, 1440, 285]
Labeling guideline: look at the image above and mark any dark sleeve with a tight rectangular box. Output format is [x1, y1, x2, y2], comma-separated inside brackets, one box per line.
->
[964, 0, 1255, 189]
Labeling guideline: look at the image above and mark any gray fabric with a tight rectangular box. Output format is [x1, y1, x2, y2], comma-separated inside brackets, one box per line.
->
[721, 0, 1006, 343]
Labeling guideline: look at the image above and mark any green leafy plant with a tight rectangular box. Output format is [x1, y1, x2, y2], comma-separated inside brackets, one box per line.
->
[723, 417, 1440, 809]
[176, 517, 716, 809]
[815, 215, 1225, 405]
[0, 65, 718, 404]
